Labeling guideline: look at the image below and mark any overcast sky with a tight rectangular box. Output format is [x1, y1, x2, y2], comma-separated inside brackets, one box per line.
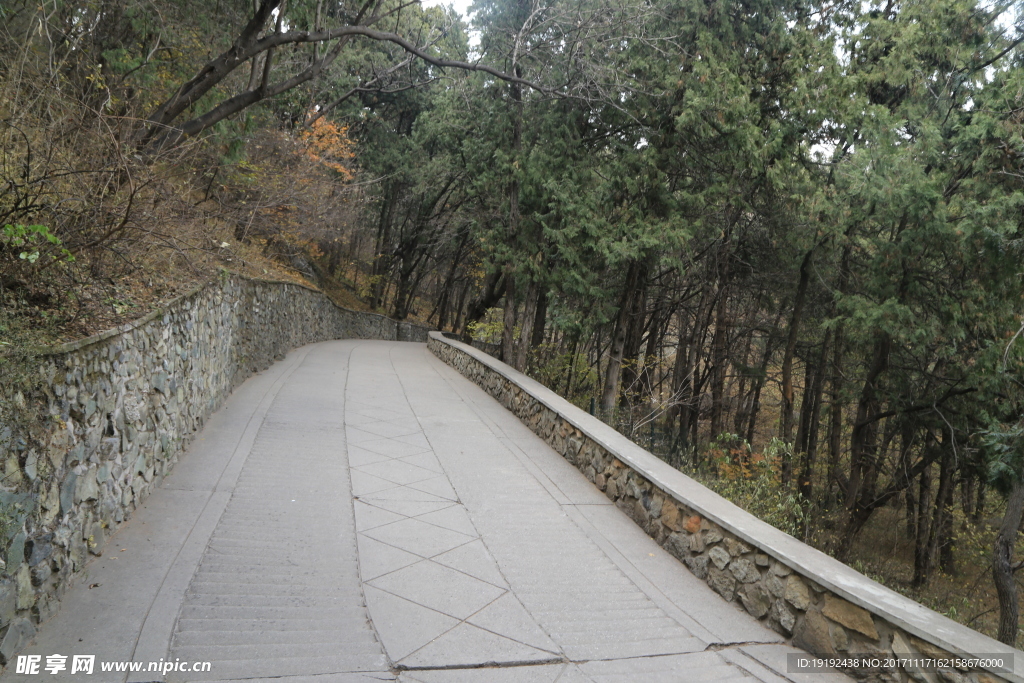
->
[421, 0, 475, 21]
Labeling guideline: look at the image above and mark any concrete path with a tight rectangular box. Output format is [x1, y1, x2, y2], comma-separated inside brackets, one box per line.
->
[2, 341, 850, 683]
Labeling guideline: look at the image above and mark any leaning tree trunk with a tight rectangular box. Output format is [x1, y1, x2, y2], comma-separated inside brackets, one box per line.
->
[461, 270, 505, 342]
[995, 477, 1024, 645]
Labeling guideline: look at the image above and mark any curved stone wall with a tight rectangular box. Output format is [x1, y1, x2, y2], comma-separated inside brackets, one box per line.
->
[428, 331, 1022, 683]
[0, 275, 427, 662]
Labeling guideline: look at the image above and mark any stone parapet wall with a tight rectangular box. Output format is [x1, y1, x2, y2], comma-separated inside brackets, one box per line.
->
[0, 275, 427, 662]
[428, 332, 1022, 683]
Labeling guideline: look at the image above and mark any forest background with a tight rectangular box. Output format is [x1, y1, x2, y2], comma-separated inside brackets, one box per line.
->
[3, 0, 1024, 647]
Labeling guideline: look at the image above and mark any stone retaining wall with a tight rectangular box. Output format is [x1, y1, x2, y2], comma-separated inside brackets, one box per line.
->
[428, 331, 1022, 683]
[0, 275, 427, 662]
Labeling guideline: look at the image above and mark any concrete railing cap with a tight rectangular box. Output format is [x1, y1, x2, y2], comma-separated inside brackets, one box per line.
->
[430, 331, 1024, 682]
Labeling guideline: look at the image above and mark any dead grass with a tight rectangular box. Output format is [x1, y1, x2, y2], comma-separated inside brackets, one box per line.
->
[1, 129, 376, 349]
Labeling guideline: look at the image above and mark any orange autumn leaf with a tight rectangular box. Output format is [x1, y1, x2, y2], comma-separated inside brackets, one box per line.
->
[300, 118, 355, 180]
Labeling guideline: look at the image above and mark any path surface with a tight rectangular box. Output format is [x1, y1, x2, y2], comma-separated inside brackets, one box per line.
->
[2, 341, 850, 683]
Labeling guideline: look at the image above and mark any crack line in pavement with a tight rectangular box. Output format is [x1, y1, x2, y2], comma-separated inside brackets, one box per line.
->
[394, 657, 567, 671]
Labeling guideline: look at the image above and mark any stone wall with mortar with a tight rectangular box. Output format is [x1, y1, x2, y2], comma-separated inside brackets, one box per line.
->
[428, 331, 1022, 683]
[0, 275, 428, 663]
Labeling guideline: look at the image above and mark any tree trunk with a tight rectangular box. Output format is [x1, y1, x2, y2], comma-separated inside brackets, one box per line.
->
[745, 316, 782, 447]
[709, 285, 730, 439]
[826, 243, 852, 504]
[429, 232, 469, 330]
[452, 280, 471, 333]
[461, 270, 506, 341]
[906, 479, 918, 540]
[732, 331, 755, 437]
[531, 288, 548, 348]
[601, 261, 642, 414]
[797, 331, 831, 501]
[501, 273, 518, 364]
[780, 248, 814, 484]
[845, 336, 891, 514]
[995, 477, 1024, 645]
[370, 181, 401, 310]
[500, 60, 523, 365]
[672, 311, 695, 453]
[618, 264, 649, 409]
[676, 289, 713, 452]
[923, 443, 956, 582]
[913, 460, 934, 586]
[513, 280, 539, 371]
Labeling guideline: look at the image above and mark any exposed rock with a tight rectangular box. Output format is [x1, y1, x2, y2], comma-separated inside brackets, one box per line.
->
[765, 574, 785, 598]
[665, 533, 689, 560]
[754, 553, 770, 567]
[632, 498, 651, 529]
[689, 532, 706, 553]
[23, 451, 37, 482]
[784, 575, 812, 611]
[891, 631, 939, 683]
[661, 500, 682, 532]
[936, 669, 968, 683]
[40, 482, 60, 525]
[0, 618, 35, 665]
[74, 467, 100, 503]
[793, 608, 835, 656]
[724, 537, 750, 556]
[27, 536, 52, 567]
[15, 564, 33, 610]
[86, 519, 105, 556]
[684, 554, 709, 580]
[0, 581, 17, 627]
[709, 545, 731, 570]
[708, 567, 737, 602]
[1, 276, 427, 664]
[822, 595, 878, 640]
[769, 561, 792, 576]
[6, 532, 25, 570]
[684, 515, 702, 534]
[739, 583, 772, 618]
[909, 636, 955, 661]
[770, 599, 795, 634]
[729, 558, 761, 583]
[831, 624, 848, 651]
[31, 562, 52, 587]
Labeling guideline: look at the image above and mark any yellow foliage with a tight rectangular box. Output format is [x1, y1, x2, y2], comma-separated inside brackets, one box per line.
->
[299, 118, 356, 180]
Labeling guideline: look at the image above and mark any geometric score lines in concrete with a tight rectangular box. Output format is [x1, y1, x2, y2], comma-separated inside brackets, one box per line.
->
[0, 341, 851, 683]
[346, 354, 562, 671]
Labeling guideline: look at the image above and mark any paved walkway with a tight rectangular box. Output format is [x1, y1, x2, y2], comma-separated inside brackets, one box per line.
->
[2, 341, 849, 683]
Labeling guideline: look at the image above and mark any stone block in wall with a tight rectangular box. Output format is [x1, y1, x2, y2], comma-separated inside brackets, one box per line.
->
[784, 575, 811, 611]
[708, 566, 737, 602]
[0, 274, 430, 665]
[739, 583, 772, 618]
[709, 545, 731, 570]
[793, 608, 836, 656]
[428, 334, 1021, 683]
[685, 554, 710, 580]
[0, 618, 35, 665]
[822, 594, 878, 640]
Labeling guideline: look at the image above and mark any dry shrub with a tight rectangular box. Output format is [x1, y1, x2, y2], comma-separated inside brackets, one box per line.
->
[0, 4, 364, 345]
